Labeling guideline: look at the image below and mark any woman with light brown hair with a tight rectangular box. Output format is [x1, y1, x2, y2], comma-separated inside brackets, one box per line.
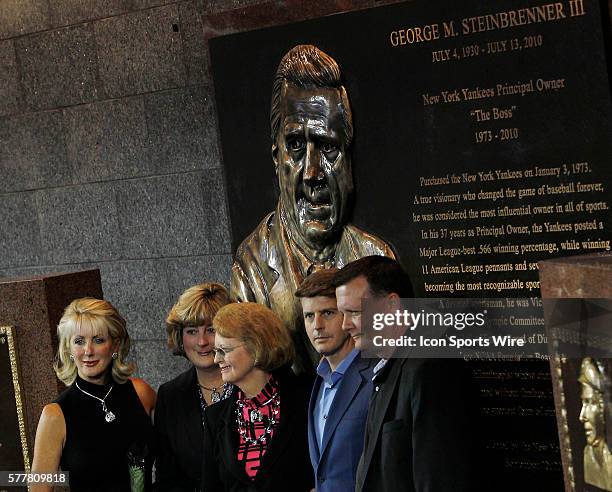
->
[31, 297, 156, 492]
[155, 282, 234, 491]
[201, 302, 313, 492]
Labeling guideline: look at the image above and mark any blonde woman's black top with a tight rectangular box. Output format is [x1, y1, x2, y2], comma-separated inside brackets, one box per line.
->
[55, 375, 154, 492]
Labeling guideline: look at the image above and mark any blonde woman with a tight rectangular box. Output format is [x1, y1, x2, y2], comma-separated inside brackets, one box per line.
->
[31, 298, 156, 492]
[155, 283, 233, 491]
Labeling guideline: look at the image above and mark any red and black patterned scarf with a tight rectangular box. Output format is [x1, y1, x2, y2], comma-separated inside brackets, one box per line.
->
[235, 376, 281, 479]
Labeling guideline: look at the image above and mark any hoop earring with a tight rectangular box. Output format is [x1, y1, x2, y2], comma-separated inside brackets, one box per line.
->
[112, 352, 118, 360]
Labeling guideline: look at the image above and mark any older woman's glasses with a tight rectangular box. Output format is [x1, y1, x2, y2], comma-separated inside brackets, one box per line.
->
[212, 344, 245, 358]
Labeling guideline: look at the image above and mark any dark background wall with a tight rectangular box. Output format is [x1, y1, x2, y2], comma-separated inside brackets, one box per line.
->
[0, 0, 406, 390]
[0, 0, 272, 390]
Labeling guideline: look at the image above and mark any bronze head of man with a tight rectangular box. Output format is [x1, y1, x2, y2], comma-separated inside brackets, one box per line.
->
[270, 45, 354, 255]
[230, 45, 395, 374]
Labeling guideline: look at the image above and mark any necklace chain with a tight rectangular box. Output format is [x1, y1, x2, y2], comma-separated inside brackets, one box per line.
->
[198, 379, 229, 404]
[75, 381, 116, 423]
[235, 392, 280, 445]
[198, 381, 223, 392]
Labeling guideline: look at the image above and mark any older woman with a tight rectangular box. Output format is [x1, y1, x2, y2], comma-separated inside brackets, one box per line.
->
[31, 298, 156, 492]
[155, 282, 234, 491]
[202, 302, 313, 492]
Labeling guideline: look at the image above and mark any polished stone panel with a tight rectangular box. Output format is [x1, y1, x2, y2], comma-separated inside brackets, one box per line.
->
[201, 169, 232, 254]
[116, 173, 211, 258]
[198, 0, 267, 16]
[64, 96, 151, 183]
[47, 0, 130, 27]
[0, 192, 42, 269]
[200, 0, 371, 38]
[0, 111, 71, 192]
[16, 25, 99, 111]
[540, 253, 612, 298]
[144, 85, 220, 174]
[133, 339, 190, 391]
[98, 259, 172, 340]
[95, 6, 184, 99]
[0, 0, 49, 39]
[37, 183, 121, 264]
[0, 40, 21, 116]
[178, 1, 210, 85]
[164, 254, 233, 302]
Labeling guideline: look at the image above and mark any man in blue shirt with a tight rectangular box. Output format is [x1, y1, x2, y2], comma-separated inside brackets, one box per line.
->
[296, 268, 374, 492]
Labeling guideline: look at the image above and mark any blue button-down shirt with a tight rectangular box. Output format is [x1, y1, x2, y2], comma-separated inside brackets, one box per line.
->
[313, 349, 360, 451]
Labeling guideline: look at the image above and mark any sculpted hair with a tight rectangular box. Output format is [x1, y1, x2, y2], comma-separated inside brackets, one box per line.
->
[332, 255, 413, 298]
[270, 44, 353, 148]
[166, 282, 231, 356]
[213, 302, 294, 372]
[54, 298, 134, 385]
[579, 357, 607, 393]
[295, 268, 339, 298]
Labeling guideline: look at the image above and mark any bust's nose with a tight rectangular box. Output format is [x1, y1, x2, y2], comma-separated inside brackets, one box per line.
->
[303, 142, 324, 184]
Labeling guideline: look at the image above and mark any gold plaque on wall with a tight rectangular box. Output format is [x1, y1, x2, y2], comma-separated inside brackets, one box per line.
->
[0, 326, 30, 472]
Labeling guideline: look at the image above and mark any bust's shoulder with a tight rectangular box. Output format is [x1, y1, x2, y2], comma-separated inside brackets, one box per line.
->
[342, 223, 396, 259]
[234, 211, 277, 262]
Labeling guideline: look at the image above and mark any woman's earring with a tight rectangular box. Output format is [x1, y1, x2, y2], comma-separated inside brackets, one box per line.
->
[69, 354, 75, 361]
[112, 352, 118, 360]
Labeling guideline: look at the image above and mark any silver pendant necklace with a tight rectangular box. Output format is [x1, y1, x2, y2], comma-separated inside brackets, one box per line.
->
[75, 380, 116, 422]
[198, 383, 221, 403]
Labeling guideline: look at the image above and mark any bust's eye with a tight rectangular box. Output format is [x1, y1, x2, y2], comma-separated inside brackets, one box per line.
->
[321, 142, 336, 153]
[321, 142, 339, 161]
[287, 138, 305, 152]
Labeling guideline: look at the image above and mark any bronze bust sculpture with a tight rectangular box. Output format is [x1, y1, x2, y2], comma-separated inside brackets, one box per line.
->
[579, 357, 612, 491]
[230, 45, 395, 373]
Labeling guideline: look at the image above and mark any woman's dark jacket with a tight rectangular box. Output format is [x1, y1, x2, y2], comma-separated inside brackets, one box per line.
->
[201, 367, 314, 492]
[155, 367, 204, 491]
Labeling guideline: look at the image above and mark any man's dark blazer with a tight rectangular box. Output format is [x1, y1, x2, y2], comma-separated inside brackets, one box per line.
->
[355, 358, 478, 492]
[155, 367, 205, 492]
[308, 353, 373, 492]
[201, 367, 314, 492]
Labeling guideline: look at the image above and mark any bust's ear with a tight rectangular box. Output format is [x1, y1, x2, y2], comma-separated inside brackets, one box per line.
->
[272, 143, 279, 175]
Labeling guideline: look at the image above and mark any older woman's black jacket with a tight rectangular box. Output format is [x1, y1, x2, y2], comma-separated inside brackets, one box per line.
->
[201, 367, 313, 492]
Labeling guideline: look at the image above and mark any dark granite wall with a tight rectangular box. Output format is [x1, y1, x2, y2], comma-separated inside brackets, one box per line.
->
[0, 0, 402, 390]
[0, 0, 271, 390]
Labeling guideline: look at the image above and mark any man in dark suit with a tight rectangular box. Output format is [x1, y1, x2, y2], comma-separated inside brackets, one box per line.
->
[333, 256, 478, 492]
[295, 269, 374, 492]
